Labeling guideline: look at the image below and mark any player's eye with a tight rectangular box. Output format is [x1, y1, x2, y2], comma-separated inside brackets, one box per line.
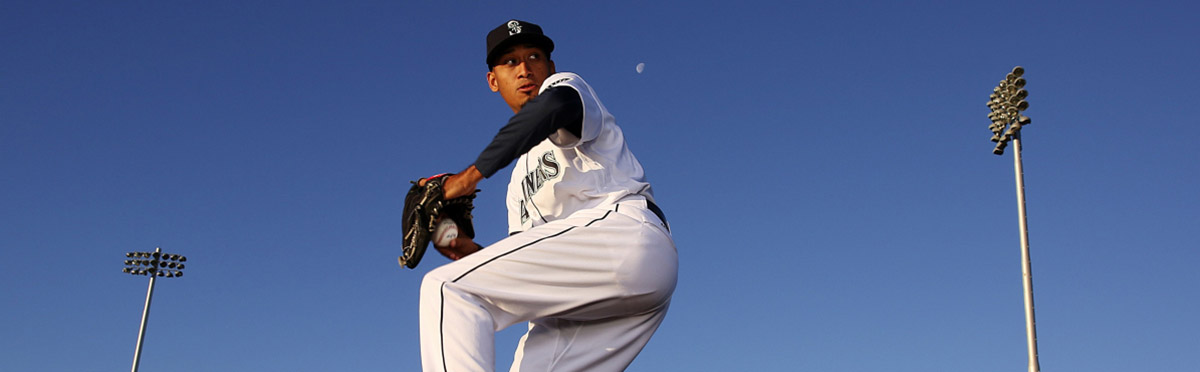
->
[499, 53, 544, 68]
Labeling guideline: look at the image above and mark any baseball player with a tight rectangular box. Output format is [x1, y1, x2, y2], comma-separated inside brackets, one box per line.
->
[417, 20, 677, 371]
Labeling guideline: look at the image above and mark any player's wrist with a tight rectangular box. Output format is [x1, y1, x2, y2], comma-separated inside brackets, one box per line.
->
[464, 165, 484, 183]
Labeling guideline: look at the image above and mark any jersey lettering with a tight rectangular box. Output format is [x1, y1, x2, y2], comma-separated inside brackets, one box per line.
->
[518, 150, 561, 223]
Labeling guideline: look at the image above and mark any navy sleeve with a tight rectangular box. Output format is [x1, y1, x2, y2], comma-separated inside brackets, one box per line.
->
[473, 86, 583, 178]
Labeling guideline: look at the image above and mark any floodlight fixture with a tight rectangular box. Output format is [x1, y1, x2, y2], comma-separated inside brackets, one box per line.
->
[983, 66, 1041, 372]
[121, 247, 187, 372]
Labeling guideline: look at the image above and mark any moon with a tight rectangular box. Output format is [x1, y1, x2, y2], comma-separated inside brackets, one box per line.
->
[636, 62, 645, 74]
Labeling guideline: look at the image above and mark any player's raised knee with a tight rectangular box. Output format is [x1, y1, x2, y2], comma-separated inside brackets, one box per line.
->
[420, 268, 452, 296]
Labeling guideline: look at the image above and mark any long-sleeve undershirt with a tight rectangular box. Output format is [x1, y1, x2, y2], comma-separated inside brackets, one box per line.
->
[473, 86, 583, 178]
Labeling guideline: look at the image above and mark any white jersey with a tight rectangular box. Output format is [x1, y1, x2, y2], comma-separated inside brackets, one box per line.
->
[504, 72, 655, 234]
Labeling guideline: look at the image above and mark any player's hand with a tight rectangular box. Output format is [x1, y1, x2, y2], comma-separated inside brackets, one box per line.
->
[442, 166, 483, 200]
[435, 237, 480, 261]
[415, 166, 480, 199]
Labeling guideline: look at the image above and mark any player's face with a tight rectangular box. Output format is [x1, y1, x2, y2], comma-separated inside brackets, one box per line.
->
[488, 45, 555, 113]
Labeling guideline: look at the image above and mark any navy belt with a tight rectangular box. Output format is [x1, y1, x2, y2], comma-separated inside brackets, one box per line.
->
[646, 201, 669, 231]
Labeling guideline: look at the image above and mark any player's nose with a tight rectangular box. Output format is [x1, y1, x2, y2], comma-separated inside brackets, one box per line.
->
[516, 63, 533, 79]
[513, 61, 537, 79]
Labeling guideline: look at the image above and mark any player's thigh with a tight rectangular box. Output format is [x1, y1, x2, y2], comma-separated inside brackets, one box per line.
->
[429, 209, 663, 326]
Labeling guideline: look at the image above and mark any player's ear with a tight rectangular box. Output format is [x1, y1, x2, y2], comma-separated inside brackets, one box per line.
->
[487, 70, 499, 92]
[549, 59, 556, 75]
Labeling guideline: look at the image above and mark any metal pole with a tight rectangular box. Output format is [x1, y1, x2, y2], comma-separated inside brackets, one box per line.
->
[131, 249, 159, 372]
[1011, 134, 1040, 372]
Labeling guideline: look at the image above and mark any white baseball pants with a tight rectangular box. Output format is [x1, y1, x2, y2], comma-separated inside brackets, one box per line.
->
[419, 202, 677, 372]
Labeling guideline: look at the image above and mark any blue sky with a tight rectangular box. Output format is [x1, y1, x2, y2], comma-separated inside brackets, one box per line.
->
[2, 1, 1197, 371]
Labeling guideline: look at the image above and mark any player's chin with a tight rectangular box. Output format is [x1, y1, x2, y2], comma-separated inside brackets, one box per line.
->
[514, 94, 536, 109]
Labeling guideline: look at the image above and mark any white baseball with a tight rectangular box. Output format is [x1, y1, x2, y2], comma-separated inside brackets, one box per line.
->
[433, 218, 459, 247]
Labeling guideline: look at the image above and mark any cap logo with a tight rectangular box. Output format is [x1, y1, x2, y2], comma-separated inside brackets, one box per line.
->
[507, 20, 522, 35]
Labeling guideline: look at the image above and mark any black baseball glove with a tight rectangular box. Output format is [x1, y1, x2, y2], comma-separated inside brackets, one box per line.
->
[399, 173, 477, 269]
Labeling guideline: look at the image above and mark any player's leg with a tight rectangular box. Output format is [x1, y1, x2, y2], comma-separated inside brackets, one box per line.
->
[508, 303, 671, 372]
[419, 214, 603, 372]
[419, 275, 497, 372]
[418, 206, 676, 372]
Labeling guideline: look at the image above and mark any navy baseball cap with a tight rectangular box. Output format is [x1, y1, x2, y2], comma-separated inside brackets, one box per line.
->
[486, 20, 555, 68]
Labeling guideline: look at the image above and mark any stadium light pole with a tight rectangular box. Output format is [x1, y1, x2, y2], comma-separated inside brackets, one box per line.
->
[986, 66, 1039, 372]
[122, 247, 187, 372]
